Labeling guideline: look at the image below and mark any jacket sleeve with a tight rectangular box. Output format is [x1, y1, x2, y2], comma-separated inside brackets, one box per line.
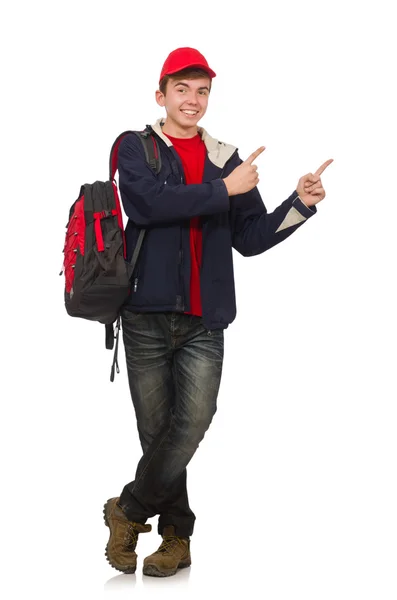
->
[230, 157, 317, 257]
[117, 133, 230, 226]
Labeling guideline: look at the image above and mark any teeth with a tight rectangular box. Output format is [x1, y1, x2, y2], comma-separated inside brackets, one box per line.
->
[182, 110, 198, 115]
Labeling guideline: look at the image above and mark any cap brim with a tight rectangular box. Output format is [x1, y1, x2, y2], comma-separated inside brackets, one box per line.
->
[163, 63, 216, 80]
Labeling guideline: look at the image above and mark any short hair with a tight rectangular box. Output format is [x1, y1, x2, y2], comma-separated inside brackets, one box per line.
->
[159, 67, 212, 96]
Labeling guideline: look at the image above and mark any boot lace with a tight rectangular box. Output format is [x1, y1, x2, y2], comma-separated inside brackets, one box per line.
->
[123, 523, 139, 551]
[157, 535, 183, 554]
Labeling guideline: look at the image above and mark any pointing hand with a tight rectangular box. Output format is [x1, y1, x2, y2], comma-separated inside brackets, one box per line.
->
[296, 159, 334, 207]
[223, 146, 266, 196]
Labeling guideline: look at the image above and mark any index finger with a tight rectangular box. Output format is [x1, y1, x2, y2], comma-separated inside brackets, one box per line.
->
[314, 158, 334, 176]
[244, 146, 266, 164]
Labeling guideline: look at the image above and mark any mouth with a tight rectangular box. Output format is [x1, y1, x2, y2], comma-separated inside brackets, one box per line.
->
[180, 109, 199, 118]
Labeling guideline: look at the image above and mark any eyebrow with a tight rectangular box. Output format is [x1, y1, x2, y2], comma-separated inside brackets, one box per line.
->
[173, 82, 210, 91]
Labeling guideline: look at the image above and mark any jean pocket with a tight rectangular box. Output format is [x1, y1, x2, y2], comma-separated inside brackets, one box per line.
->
[121, 307, 143, 322]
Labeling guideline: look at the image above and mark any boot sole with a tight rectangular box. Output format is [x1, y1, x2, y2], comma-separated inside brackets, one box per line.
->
[103, 498, 137, 575]
[143, 559, 191, 578]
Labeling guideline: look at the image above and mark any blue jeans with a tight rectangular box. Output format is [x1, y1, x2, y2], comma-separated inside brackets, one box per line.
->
[118, 308, 224, 538]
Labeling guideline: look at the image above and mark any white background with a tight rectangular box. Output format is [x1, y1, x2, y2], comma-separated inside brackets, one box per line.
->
[1, 0, 396, 598]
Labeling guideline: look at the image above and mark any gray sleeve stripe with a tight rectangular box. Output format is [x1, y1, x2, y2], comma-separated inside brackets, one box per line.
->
[275, 206, 307, 233]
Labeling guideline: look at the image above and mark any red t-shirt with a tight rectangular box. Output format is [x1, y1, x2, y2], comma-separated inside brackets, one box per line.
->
[163, 132, 206, 316]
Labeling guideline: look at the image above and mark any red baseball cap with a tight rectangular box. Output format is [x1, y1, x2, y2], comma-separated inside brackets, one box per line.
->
[159, 47, 216, 84]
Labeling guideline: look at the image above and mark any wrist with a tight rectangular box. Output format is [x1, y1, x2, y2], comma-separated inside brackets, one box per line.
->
[294, 193, 317, 216]
[222, 177, 233, 196]
[297, 194, 311, 208]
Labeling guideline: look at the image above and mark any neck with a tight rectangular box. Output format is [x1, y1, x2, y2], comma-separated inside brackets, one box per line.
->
[161, 116, 198, 139]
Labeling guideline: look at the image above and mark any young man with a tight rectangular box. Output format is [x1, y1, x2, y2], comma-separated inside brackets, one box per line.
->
[103, 47, 333, 578]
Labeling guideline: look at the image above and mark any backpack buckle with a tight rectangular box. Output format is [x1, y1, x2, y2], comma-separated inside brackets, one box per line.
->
[98, 210, 113, 219]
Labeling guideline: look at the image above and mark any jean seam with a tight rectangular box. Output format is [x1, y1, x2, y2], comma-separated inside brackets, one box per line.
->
[133, 347, 178, 492]
[132, 413, 175, 493]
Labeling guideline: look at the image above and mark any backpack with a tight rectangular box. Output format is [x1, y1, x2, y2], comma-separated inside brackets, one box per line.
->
[61, 126, 162, 381]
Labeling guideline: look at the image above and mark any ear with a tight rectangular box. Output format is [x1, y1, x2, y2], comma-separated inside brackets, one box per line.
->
[155, 90, 165, 107]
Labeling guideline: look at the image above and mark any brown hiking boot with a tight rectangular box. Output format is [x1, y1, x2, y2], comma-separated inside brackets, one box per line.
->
[143, 525, 191, 577]
[103, 497, 151, 574]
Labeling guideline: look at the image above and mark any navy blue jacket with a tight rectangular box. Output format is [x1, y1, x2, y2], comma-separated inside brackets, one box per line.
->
[117, 118, 317, 330]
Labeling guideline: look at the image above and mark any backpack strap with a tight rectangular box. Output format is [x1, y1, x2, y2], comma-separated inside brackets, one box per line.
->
[135, 126, 163, 175]
[109, 315, 121, 382]
[109, 127, 162, 180]
[106, 127, 162, 381]
[108, 127, 161, 277]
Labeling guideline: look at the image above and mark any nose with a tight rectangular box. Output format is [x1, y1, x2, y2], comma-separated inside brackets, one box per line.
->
[185, 91, 201, 104]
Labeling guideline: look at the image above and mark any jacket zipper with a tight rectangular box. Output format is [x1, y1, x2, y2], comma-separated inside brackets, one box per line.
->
[142, 143, 237, 310]
[177, 148, 237, 309]
[200, 148, 238, 276]
[174, 150, 186, 311]
[177, 247, 184, 310]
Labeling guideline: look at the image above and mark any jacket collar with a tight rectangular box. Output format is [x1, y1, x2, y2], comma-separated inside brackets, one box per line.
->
[150, 117, 237, 169]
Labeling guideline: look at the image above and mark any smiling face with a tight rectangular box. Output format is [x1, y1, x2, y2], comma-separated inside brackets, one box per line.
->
[155, 73, 211, 138]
